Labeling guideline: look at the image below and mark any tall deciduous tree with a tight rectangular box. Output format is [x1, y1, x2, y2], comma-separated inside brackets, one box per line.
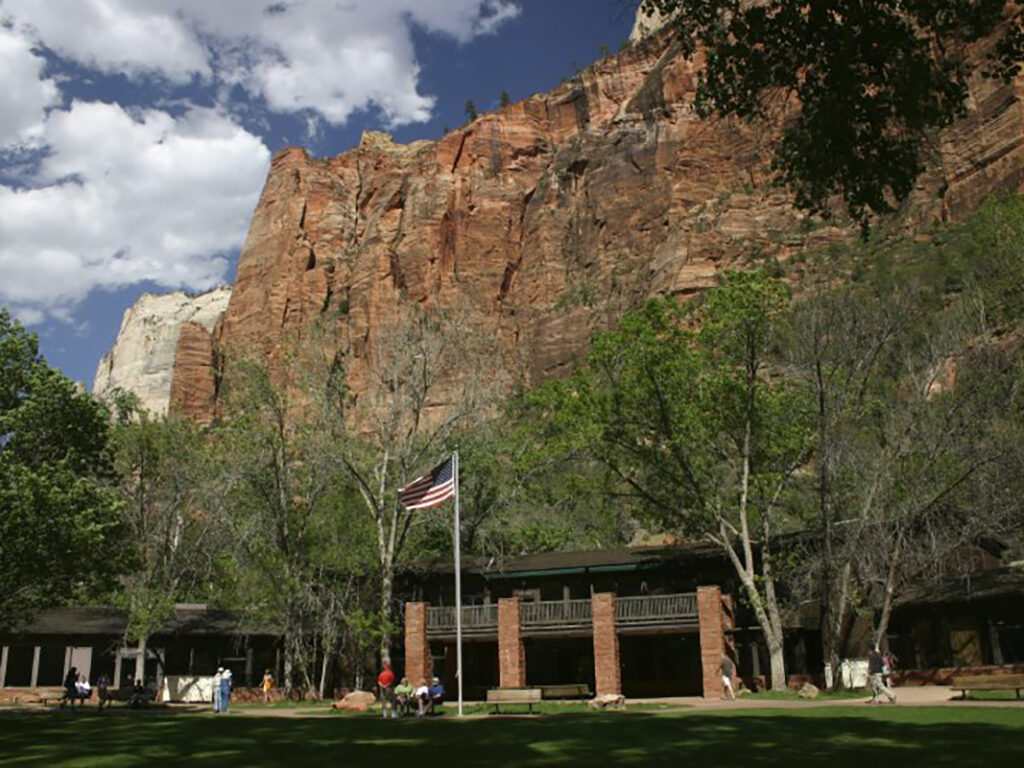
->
[639, 0, 1024, 228]
[214, 354, 376, 694]
[110, 396, 225, 682]
[332, 305, 504, 658]
[0, 309, 126, 628]
[535, 273, 811, 689]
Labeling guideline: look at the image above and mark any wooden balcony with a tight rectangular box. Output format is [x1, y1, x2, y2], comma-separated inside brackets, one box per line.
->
[424, 592, 697, 639]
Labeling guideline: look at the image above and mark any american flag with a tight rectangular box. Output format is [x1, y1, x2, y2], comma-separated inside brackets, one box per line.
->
[398, 455, 456, 510]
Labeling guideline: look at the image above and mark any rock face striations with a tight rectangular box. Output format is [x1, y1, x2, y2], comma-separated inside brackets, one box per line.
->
[112, 26, 1023, 422]
[93, 287, 231, 417]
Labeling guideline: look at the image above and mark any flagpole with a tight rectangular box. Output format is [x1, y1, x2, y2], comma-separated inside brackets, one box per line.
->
[453, 450, 464, 717]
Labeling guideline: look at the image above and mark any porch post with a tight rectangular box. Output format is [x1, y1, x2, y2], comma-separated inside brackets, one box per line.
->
[30, 646, 40, 688]
[0, 646, 8, 688]
[498, 598, 526, 688]
[697, 585, 726, 698]
[404, 602, 432, 686]
[591, 592, 621, 697]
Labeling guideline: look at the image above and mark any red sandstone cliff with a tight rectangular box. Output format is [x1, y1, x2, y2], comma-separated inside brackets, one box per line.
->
[169, 31, 1024, 422]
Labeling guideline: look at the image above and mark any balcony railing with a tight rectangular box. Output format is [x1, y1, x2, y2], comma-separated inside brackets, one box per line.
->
[522, 599, 592, 629]
[426, 604, 497, 635]
[615, 593, 698, 625]
[424, 592, 697, 637]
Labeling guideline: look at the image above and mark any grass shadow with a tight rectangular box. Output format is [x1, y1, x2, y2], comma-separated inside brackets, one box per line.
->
[1, 706, 1023, 766]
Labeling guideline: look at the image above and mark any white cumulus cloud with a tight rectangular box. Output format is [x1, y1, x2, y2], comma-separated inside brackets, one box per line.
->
[0, 0, 520, 323]
[0, 26, 60, 148]
[2, 0, 521, 127]
[0, 102, 270, 316]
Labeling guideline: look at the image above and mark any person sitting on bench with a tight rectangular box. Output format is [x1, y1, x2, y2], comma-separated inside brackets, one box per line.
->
[61, 667, 79, 710]
[75, 674, 91, 704]
[395, 677, 415, 716]
[416, 677, 445, 715]
[427, 677, 445, 714]
[129, 679, 148, 709]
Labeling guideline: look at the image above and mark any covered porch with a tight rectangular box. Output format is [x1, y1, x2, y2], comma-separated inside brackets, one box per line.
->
[403, 586, 733, 699]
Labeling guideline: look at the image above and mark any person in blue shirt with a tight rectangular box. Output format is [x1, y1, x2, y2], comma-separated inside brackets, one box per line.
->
[426, 677, 444, 714]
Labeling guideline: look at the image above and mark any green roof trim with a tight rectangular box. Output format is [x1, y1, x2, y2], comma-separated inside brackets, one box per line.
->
[586, 564, 640, 573]
[483, 563, 643, 580]
[483, 567, 587, 580]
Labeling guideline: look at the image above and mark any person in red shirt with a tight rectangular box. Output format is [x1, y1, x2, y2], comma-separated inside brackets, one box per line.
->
[377, 660, 396, 719]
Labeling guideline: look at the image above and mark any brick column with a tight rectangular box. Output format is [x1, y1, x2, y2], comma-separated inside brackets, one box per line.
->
[498, 598, 526, 688]
[697, 586, 726, 699]
[721, 593, 737, 658]
[404, 602, 432, 686]
[591, 592, 621, 697]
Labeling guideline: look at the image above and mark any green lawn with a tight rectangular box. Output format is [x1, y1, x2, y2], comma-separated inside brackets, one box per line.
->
[1, 706, 1023, 766]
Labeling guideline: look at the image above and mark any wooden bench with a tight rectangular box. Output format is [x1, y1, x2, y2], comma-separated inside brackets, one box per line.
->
[486, 688, 542, 714]
[541, 683, 592, 700]
[950, 674, 1024, 700]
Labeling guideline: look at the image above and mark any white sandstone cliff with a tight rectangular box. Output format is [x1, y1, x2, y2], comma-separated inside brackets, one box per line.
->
[93, 287, 231, 416]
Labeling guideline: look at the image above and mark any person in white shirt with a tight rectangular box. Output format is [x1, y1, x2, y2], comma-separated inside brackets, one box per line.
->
[213, 667, 224, 712]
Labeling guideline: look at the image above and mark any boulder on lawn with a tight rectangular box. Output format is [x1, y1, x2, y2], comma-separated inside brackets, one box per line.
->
[332, 690, 376, 711]
[797, 682, 820, 699]
[588, 693, 626, 710]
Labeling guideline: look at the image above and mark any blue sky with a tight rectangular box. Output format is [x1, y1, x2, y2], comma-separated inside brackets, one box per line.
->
[0, 0, 638, 386]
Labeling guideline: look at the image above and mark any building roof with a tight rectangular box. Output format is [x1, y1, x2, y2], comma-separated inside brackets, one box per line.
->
[896, 566, 1024, 607]
[424, 541, 724, 579]
[5, 605, 278, 638]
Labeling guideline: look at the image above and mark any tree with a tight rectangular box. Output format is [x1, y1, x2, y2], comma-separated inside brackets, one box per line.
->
[213, 354, 377, 695]
[110, 397, 225, 683]
[330, 304, 503, 658]
[0, 309, 126, 628]
[784, 206, 1024, 682]
[465, 100, 478, 122]
[499, 91, 511, 108]
[639, 0, 1024, 228]
[535, 273, 811, 689]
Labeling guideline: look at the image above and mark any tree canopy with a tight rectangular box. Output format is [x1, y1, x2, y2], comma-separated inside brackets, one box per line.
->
[640, 0, 1024, 227]
[0, 309, 126, 628]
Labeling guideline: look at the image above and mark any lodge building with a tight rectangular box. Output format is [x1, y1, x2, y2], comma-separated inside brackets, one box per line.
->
[2, 542, 1022, 699]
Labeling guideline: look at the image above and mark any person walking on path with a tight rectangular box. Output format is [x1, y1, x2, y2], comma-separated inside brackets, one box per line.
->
[212, 667, 224, 713]
[377, 660, 396, 719]
[868, 646, 897, 704]
[96, 674, 110, 712]
[220, 668, 233, 713]
[262, 669, 274, 704]
[721, 655, 736, 700]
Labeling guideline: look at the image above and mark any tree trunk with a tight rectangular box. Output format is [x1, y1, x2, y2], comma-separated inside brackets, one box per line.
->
[379, 565, 394, 660]
[766, 628, 786, 693]
[319, 648, 330, 700]
[873, 539, 902, 649]
[722, 543, 789, 692]
[133, 635, 147, 686]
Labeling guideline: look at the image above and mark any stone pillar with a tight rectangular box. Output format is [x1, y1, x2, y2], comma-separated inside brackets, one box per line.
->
[1, 646, 8, 688]
[404, 602, 432, 686]
[591, 592, 621, 697]
[697, 585, 726, 699]
[498, 598, 526, 688]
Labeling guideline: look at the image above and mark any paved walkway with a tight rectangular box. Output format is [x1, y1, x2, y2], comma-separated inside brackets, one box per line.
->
[216, 685, 1022, 718]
